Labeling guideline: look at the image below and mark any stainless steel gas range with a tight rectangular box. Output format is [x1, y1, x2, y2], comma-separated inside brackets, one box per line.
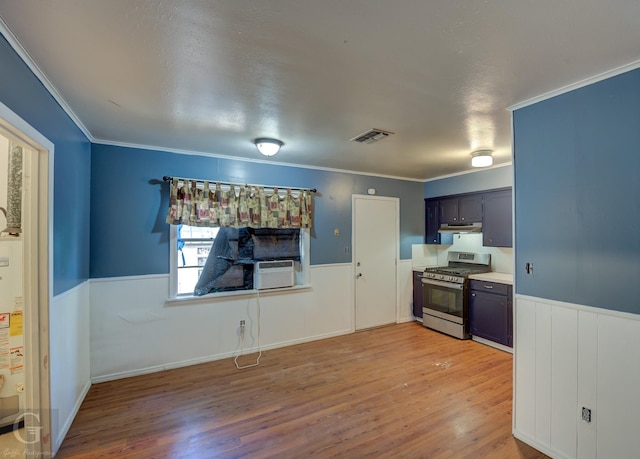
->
[421, 251, 491, 339]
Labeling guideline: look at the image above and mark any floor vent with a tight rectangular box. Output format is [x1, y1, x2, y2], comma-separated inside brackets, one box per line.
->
[350, 128, 394, 144]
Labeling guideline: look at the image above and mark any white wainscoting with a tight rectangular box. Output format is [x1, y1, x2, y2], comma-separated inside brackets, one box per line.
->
[514, 295, 640, 459]
[398, 259, 414, 323]
[50, 280, 91, 455]
[89, 263, 355, 382]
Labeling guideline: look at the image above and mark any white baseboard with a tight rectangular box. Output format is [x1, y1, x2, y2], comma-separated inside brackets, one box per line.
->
[472, 336, 513, 354]
[513, 429, 571, 459]
[92, 328, 353, 384]
[397, 317, 416, 324]
[53, 379, 91, 455]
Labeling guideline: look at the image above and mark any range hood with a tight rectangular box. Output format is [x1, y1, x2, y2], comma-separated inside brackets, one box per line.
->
[438, 222, 482, 234]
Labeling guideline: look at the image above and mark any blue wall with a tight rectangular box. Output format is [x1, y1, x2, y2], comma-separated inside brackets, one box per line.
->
[90, 144, 424, 277]
[0, 34, 91, 296]
[513, 68, 640, 314]
[424, 165, 513, 198]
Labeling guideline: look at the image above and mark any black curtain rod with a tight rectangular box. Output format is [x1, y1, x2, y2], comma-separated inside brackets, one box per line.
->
[162, 176, 317, 193]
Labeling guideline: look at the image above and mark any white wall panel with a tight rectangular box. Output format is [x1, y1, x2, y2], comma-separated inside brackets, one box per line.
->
[550, 306, 577, 457]
[577, 310, 597, 459]
[50, 281, 91, 453]
[515, 295, 640, 459]
[597, 314, 640, 458]
[514, 298, 536, 437]
[90, 264, 353, 382]
[534, 302, 552, 447]
[398, 260, 413, 322]
[303, 265, 353, 335]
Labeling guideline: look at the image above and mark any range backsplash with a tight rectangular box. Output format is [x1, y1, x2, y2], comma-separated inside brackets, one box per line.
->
[412, 233, 513, 273]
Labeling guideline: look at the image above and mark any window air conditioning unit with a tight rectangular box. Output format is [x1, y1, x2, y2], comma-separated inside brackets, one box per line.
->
[254, 260, 295, 290]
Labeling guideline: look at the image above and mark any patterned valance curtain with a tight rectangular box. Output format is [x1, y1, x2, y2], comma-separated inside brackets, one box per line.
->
[165, 178, 313, 229]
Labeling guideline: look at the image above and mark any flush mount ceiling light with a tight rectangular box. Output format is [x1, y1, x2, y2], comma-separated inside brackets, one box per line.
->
[254, 138, 284, 157]
[471, 150, 493, 168]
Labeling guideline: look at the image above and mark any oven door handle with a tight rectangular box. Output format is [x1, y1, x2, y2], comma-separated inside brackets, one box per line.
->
[421, 278, 464, 290]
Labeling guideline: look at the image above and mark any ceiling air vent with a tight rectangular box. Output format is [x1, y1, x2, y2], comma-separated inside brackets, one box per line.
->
[350, 128, 394, 144]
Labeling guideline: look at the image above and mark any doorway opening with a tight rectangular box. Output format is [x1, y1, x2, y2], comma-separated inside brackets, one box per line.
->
[0, 103, 52, 457]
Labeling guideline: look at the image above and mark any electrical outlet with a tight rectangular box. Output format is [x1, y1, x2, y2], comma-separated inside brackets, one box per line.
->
[239, 320, 245, 334]
[582, 407, 591, 423]
[525, 262, 534, 275]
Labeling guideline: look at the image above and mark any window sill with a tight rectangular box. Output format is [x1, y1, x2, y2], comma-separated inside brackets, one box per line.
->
[166, 284, 312, 306]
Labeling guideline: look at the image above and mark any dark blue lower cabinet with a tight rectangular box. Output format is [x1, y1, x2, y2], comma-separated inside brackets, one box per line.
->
[412, 271, 424, 319]
[468, 280, 512, 347]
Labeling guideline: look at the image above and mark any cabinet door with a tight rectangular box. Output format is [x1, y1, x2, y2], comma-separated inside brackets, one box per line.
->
[459, 194, 483, 222]
[412, 271, 424, 318]
[439, 198, 459, 223]
[469, 289, 509, 346]
[506, 293, 513, 347]
[482, 189, 512, 247]
[425, 199, 441, 244]
[425, 199, 452, 245]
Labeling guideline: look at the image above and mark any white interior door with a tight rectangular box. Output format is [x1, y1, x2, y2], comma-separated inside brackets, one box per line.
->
[353, 195, 399, 330]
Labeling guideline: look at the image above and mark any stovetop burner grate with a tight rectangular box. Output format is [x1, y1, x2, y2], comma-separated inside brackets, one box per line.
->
[424, 266, 491, 277]
[422, 252, 492, 279]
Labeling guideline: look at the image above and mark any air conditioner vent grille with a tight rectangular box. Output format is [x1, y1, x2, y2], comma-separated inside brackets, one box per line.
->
[254, 260, 295, 290]
[350, 128, 394, 144]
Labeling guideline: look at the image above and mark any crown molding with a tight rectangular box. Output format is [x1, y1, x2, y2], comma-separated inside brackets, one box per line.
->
[422, 162, 512, 183]
[92, 138, 427, 182]
[0, 16, 512, 183]
[0, 16, 93, 141]
[508, 59, 640, 112]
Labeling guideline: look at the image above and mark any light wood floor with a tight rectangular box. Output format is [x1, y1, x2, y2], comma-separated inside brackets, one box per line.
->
[57, 322, 547, 458]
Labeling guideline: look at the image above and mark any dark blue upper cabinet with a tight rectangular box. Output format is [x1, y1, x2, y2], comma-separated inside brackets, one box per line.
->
[482, 189, 513, 247]
[426, 188, 512, 246]
[439, 197, 459, 223]
[440, 194, 483, 223]
[424, 199, 453, 245]
[425, 199, 441, 244]
[459, 194, 483, 223]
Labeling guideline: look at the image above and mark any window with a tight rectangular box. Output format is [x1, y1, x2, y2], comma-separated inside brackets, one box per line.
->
[175, 225, 219, 295]
[170, 224, 309, 298]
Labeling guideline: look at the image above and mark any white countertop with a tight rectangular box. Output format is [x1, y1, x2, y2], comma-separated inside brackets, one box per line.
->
[468, 272, 513, 285]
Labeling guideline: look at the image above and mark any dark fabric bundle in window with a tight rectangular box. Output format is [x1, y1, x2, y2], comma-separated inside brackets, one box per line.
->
[251, 228, 300, 261]
[193, 227, 300, 295]
[193, 228, 253, 295]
